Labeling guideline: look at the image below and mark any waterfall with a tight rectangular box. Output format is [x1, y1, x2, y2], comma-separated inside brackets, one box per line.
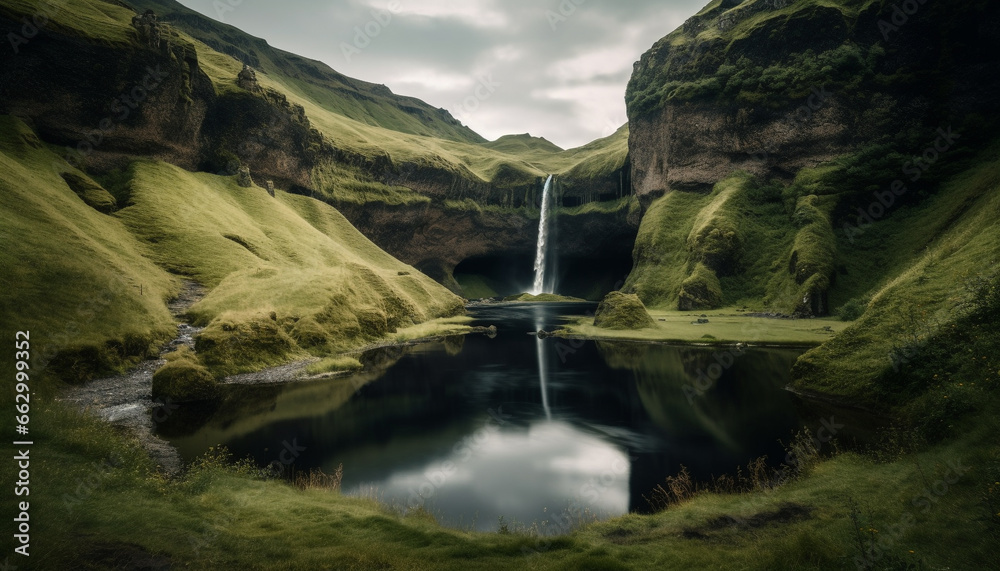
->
[531, 175, 554, 295]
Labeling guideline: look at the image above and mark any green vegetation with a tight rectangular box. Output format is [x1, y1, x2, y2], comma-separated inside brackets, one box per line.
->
[152, 346, 219, 402]
[0, 116, 177, 383]
[454, 274, 500, 299]
[626, 174, 816, 313]
[626, 0, 889, 115]
[110, 159, 464, 375]
[23, 380, 999, 569]
[60, 171, 118, 213]
[593, 292, 656, 330]
[679, 263, 724, 310]
[560, 309, 848, 346]
[0, 114, 464, 381]
[792, 148, 1000, 406]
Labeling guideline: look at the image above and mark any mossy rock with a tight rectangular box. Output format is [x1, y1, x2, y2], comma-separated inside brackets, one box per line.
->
[678, 263, 723, 311]
[60, 171, 117, 213]
[152, 347, 218, 402]
[594, 292, 656, 330]
[195, 314, 299, 376]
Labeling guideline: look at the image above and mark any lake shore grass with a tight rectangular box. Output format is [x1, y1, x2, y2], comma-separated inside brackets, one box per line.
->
[26, 381, 999, 570]
[555, 308, 850, 346]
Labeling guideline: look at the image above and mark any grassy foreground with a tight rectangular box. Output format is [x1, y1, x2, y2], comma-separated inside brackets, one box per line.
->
[9, 373, 998, 570]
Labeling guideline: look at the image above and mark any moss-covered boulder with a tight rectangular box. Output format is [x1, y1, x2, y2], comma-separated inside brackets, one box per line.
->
[678, 263, 723, 311]
[152, 347, 218, 402]
[594, 292, 656, 330]
[195, 313, 300, 376]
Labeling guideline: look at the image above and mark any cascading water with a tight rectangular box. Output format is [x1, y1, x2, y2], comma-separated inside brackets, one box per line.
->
[530, 175, 554, 295]
[530, 176, 555, 419]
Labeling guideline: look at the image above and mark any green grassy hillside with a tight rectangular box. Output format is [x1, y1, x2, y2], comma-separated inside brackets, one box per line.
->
[0, 115, 463, 380]
[0, 116, 178, 382]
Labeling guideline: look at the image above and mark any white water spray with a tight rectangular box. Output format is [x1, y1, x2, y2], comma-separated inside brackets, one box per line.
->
[531, 175, 554, 295]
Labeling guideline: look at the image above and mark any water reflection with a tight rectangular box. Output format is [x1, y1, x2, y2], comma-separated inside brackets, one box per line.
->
[159, 303, 807, 532]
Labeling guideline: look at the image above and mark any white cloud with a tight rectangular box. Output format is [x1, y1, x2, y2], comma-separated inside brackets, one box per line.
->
[376, 0, 511, 29]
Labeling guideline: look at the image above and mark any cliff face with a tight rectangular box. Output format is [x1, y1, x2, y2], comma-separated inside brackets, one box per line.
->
[628, 0, 1000, 199]
[624, 0, 1000, 314]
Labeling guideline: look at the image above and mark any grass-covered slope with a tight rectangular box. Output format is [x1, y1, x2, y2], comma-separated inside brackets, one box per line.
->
[0, 115, 463, 380]
[792, 146, 1000, 408]
[626, 173, 813, 312]
[0, 116, 177, 382]
[114, 159, 464, 375]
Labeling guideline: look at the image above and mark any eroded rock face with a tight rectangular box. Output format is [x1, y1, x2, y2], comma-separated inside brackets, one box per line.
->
[132, 10, 161, 50]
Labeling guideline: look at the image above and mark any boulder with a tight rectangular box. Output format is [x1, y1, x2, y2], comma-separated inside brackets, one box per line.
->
[236, 165, 254, 188]
[594, 292, 656, 330]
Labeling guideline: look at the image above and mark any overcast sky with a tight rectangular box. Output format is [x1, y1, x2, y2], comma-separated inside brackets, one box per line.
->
[175, 0, 708, 149]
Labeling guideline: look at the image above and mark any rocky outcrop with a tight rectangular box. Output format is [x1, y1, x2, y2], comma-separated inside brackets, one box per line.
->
[237, 64, 260, 93]
[131, 10, 162, 50]
[236, 165, 254, 187]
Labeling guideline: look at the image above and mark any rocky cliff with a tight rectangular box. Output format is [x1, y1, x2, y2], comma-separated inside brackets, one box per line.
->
[624, 0, 1000, 314]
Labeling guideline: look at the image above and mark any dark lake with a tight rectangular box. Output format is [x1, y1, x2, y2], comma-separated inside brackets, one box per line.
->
[158, 303, 810, 533]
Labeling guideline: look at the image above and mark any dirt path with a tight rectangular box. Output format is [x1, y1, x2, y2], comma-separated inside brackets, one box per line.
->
[61, 280, 207, 476]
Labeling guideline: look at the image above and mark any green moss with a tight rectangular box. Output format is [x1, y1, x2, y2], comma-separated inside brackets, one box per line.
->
[151, 346, 218, 401]
[678, 263, 724, 311]
[0, 116, 177, 381]
[792, 147, 1000, 404]
[454, 274, 499, 299]
[195, 313, 301, 377]
[60, 171, 117, 213]
[593, 292, 656, 330]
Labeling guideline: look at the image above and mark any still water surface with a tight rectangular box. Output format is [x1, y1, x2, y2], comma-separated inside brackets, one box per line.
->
[160, 303, 806, 532]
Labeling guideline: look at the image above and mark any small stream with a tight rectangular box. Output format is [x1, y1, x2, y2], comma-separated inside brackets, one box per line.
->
[157, 303, 813, 532]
